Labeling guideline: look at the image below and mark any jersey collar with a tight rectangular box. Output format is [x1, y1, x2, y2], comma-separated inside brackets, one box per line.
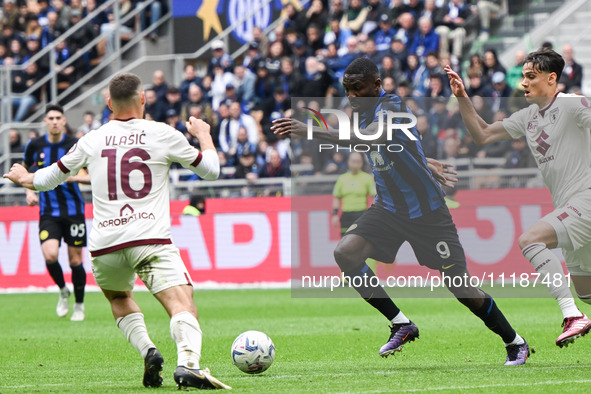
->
[538, 92, 559, 117]
[114, 117, 137, 121]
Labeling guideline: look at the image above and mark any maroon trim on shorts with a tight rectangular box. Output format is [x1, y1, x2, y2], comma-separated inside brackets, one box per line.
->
[90, 238, 172, 257]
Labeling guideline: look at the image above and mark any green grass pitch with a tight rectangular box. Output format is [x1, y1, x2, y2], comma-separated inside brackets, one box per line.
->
[1, 289, 591, 393]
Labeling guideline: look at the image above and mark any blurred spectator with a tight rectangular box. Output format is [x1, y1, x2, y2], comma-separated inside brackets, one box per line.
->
[340, 0, 368, 35]
[482, 49, 506, 84]
[466, 69, 492, 97]
[305, 23, 324, 55]
[100, 5, 134, 56]
[234, 64, 256, 109]
[324, 15, 352, 51]
[68, 9, 98, 74]
[259, 149, 291, 178]
[434, 0, 471, 67]
[208, 39, 233, 73]
[87, 0, 108, 32]
[137, 0, 166, 40]
[404, 53, 428, 96]
[380, 55, 402, 81]
[416, 114, 437, 158]
[506, 50, 525, 89]
[277, 56, 303, 98]
[467, 53, 484, 76]
[504, 136, 535, 169]
[144, 88, 167, 122]
[393, 12, 415, 47]
[419, 0, 441, 22]
[253, 60, 275, 106]
[9, 60, 41, 121]
[261, 87, 289, 143]
[179, 64, 202, 103]
[165, 86, 182, 115]
[361, 0, 388, 37]
[337, 35, 361, 65]
[25, 13, 43, 39]
[1, 0, 19, 30]
[182, 195, 206, 216]
[165, 108, 189, 139]
[54, 39, 77, 93]
[363, 38, 384, 65]
[477, 0, 506, 41]
[382, 76, 396, 93]
[441, 136, 460, 160]
[409, 16, 439, 60]
[9, 128, 23, 164]
[558, 44, 583, 93]
[8, 38, 24, 64]
[374, 13, 396, 53]
[265, 40, 284, 77]
[243, 41, 262, 70]
[251, 26, 270, 57]
[296, 0, 327, 36]
[425, 73, 447, 99]
[219, 84, 237, 108]
[210, 63, 235, 110]
[52, 0, 72, 32]
[396, 79, 412, 98]
[151, 70, 168, 101]
[324, 151, 348, 174]
[182, 84, 214, 125]
[77, 111, 101, 136]
[229, 126, 257, 166]
[233, 145, 259, 181]
[407, 0, 425, 18]
[100, 88, 112, 124]
[490, 71, 512, 113]
[387, 37, 408, 72]
[290, 37, 310, 74]
[219, 102, 259, 156]
[329, 0, 346, 21]
[390, 0, 409, 22]
[301, 56, 333, 97]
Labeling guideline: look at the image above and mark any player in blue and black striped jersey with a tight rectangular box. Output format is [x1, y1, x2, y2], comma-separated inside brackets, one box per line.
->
[23, 104, 89, 321]
[273, 58, 529, 365]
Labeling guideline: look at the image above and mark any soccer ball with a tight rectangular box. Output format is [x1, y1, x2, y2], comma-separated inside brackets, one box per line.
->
[231, 331, 275, 374]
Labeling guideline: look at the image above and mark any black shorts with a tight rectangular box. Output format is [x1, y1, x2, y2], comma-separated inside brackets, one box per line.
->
[340, 211, 365, 236]
[39, 215, 87, 247]
[345, 205, 467, 272]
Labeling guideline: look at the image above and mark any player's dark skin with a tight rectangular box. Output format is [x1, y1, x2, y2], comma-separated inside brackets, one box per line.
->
[322, 73, 488, 308]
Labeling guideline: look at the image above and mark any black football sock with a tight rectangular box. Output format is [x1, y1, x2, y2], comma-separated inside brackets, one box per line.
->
[471, 294, 516, 343]
[46, 261, 66, 289]
[71, 264, 86, 303]
[343, 265, 401, 321]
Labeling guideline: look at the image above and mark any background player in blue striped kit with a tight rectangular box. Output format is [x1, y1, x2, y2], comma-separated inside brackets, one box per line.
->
[272, 57, 529, 365]
[23, 104, 89, 321]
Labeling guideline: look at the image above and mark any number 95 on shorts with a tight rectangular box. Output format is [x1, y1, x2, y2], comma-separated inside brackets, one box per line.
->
[39, 215, 87, 247]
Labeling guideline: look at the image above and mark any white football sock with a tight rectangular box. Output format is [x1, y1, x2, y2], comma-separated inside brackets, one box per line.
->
[170, 311, 202, 369]
[391, 311, 410, 325]
[117, 312, 155, 359]
[522, 243, 581, 319]
[504, 333, 525, 347]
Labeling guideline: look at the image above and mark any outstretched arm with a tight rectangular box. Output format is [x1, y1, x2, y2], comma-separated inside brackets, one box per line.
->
[445, 65, 512, 145]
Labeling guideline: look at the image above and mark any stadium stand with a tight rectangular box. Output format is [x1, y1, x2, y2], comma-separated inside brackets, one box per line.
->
[0, 0, 588, 206]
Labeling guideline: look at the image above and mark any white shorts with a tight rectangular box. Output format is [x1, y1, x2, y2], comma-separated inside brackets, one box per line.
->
[541, 189, 591, 275]
[91, 244, 193, 293]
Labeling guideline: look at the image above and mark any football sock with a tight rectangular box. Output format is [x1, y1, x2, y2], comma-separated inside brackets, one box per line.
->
[70, 264, 86, 303]
[117, 313, 155, 359]
[46, 261, 66, 289]
[343, 265, 401, 321]
[391, 311, 410, 325]
[523, 243, 582, 318]
[472, 294, 518, 344]
[505, 333, 525, 347]
[170, 311, 202, 369]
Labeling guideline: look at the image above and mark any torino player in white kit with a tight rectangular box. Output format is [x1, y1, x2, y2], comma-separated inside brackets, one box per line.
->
[4, 73, 231, 390]
[445, 47, 591, 347]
